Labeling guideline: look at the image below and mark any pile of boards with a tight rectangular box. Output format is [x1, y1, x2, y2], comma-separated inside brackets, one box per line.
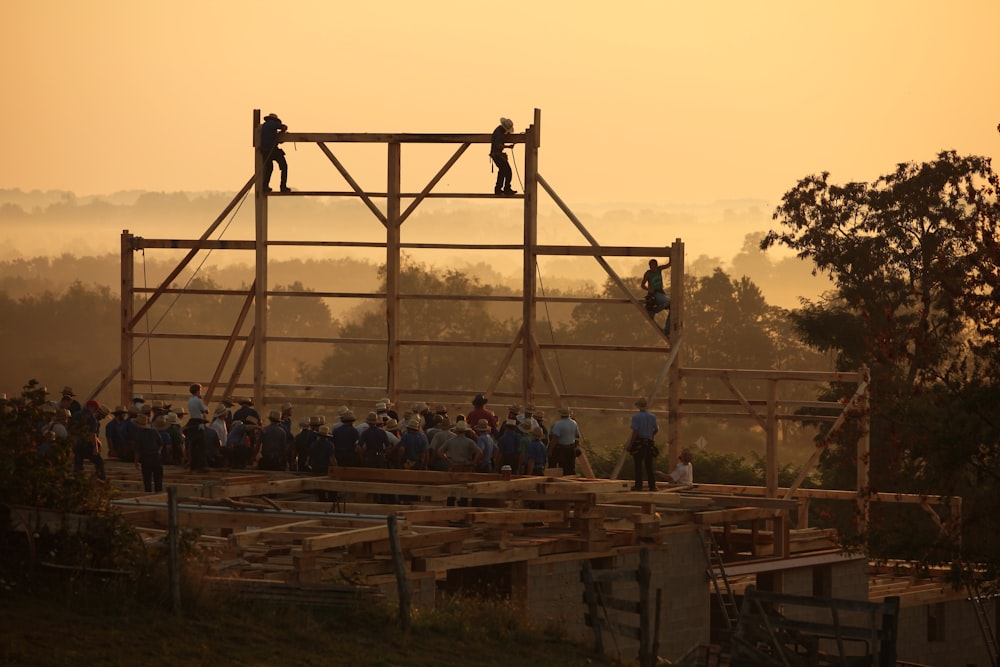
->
[108, 463, 809, 588]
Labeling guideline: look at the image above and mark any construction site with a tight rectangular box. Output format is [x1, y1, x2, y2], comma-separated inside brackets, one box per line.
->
[78, 109, 999, 665]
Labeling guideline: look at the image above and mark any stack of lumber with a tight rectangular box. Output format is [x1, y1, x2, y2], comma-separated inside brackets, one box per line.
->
[106, 462, 802, 587]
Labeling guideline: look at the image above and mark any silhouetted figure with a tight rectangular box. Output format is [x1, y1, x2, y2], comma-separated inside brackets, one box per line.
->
[259, 113, 290, 193]
[490, 117, 516, 195]
[641, 258, 671, 333]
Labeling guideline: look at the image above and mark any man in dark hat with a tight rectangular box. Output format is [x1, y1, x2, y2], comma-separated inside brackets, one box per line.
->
[490, 117, 516, 196]
[331, 410, 361, 468]
[259, 113, 290, 193]
[232, 397, 259, 424]
[105, 405, 129, 459]
[132, 414, 164, 492]
[259, 410, 291, 471]
[466, 393, 498, 435]
[60, 386, 82, 415]
[71, 400, 107, 480]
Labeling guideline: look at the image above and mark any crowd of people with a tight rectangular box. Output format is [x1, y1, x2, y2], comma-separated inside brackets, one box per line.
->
[32, 385, 692, 495]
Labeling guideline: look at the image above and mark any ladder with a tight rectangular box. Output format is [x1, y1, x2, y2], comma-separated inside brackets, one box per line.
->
[963, 566, 999, 666]
[701, 527, 740, 633]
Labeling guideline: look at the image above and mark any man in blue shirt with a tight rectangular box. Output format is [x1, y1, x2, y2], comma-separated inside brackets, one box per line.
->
[548, 406, 581, 476]
[627, 397, 659, 491]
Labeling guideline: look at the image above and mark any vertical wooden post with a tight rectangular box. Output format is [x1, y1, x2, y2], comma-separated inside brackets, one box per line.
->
[581, 560, 604, 654]
[766, 379, 778, 498]
[387, 142, 401, 401]
[521, 109, 540, 403]
[120, 230, 134, 407]
[856, 364, 871, 531]
[167, 486, 182, 614]
[667, 239, 684, 465]
[638, 548, 651, 667]
[252, 109, 267, 408]
[386, 514, 410, 631]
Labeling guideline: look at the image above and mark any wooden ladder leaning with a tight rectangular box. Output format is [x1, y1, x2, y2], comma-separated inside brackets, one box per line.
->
[701, 527, 741, 635]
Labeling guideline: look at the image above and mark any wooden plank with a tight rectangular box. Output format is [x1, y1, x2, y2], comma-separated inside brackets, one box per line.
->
[599, 492, 683, 505]
[680, 367, 863, 383]
[301, 525, 390, 552]
[326, 467, 505, 485]
[202, 477, 307, 499]
[465, 510, 565, 524]
[464, 477, 551, 493]
[395, 508, 481, 523]
[693, 507, 790, 524]
[414, 546, 540, 572]
[539, 479, 632, 494]
[228, 520, 322, 547]
[399, 526, 476, 551]
[281, 132, 522, 144]
[311, 479, 463, 500]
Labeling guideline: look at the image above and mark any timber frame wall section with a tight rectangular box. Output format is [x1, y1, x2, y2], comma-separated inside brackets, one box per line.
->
[119, 108, 876, 503]
[121, 108, 679, 415]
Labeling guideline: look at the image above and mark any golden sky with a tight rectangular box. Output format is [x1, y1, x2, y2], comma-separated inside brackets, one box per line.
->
[5, 0, 999, 207]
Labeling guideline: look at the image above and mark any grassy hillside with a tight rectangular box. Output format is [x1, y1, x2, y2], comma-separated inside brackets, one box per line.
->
[0, 582, 617, 667]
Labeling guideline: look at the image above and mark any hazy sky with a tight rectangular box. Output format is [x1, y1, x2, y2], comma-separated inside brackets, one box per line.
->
[5, 1, 998, 209]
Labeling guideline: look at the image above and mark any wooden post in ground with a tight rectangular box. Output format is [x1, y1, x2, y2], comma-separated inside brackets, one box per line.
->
[580, 560, 604, 655]
[638, 548, 652, 667]
[387, 514, 410, 631]
[167, 486, 181, 614]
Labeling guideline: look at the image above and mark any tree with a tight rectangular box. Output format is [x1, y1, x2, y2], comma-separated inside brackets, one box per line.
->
[763, 150, 1000, 567]
[300, 261, 517, 394]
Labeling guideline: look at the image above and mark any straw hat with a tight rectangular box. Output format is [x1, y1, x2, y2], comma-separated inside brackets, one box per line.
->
[500, 117, 514, 132]
[474, 419, 490, 433]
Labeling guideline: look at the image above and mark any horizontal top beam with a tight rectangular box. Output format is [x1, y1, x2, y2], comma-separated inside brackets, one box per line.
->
[280, 132, 526, 144]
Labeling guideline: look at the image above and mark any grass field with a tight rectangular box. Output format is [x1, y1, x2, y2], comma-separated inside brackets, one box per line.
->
[0, 578, 619, 667]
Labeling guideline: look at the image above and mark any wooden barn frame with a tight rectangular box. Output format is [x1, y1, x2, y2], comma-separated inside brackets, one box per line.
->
[116, 108, 881, 507]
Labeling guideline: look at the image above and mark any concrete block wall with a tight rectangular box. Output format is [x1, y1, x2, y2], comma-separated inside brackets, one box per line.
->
[896, 598, 996, 667]
[654, 529, 711, 660]
[520, 529, 710, 663]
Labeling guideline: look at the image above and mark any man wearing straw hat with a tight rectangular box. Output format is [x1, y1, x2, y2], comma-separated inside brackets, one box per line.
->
[490, 117, 517, 196]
